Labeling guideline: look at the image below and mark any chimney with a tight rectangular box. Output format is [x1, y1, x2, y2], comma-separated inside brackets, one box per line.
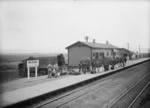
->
[106, 41, 109, 44]
[84, 36, 89, 42]
[93, 39, 96, 43]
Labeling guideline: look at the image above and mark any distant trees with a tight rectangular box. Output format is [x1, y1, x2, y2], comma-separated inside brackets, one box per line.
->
[28, 56, 35, 60]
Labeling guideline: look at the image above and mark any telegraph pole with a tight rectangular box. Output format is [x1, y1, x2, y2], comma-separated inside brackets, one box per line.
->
[127, 43, 129, 50]
[139, 45, 141, 58]
[139, 45, 140, 54]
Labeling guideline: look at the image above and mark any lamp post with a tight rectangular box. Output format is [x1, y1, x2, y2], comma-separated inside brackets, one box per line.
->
[139, 45, 140, 54]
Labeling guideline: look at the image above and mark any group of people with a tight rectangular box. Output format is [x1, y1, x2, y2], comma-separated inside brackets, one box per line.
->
[79, 64, 105, 74]
[47, 63, 59, 78]
[79, 56, 128, 74]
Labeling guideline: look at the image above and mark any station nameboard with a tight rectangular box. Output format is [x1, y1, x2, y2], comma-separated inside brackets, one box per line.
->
[27, 60, 39, 67]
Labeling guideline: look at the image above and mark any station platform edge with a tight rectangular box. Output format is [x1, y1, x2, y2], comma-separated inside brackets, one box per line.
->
[0, 58, 149, 108]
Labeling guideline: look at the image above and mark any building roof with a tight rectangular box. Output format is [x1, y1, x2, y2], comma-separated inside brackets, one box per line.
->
[120, 48, 135, 54]
[66, 41, 119, 49]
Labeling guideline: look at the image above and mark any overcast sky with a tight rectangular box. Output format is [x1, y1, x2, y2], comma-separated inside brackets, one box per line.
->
[0, 0, 150, 54]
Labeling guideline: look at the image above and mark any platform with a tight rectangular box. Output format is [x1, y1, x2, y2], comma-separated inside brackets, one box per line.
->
[0, 58, 149, 108]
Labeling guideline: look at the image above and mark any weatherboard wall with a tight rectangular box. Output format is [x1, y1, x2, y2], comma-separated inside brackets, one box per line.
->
[68, 44, 91, 66]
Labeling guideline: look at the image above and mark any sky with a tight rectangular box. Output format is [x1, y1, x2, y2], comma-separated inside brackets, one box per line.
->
[0, 0, 150, 54]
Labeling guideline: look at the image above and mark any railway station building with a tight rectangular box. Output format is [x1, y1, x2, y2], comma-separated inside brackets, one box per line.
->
[66, 41, 120, 66]
[119, 48, 135, 60]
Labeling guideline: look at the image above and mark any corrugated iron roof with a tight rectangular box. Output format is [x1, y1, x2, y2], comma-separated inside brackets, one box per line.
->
[66, 41, 119, 49]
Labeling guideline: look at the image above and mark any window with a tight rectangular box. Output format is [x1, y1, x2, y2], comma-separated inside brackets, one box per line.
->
[93, 53, 95, 57]
[96, 52, 98, 59]
[93, 52, 96, 59]
[107, 52, 109, 56]
[93, 52, 99, 59]
[99, 52, 104, 58]
[111, 51, 113, 55]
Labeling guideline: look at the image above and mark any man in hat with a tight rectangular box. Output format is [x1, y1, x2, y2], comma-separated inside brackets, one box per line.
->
[47, 63, 53, 78]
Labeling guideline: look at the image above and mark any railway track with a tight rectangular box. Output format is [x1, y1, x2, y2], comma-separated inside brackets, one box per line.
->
[108, 73, 150, 108]
[3, 60, 149, 108]
[32, 61, 150, 108]
[128, 82, 150, 108]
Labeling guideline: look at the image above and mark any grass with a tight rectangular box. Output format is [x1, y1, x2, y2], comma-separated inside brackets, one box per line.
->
[0, 71, 19, 83]
[0, 53, 62, 83]
[0, 54, 29, 83]
[0, 61, 20, 83]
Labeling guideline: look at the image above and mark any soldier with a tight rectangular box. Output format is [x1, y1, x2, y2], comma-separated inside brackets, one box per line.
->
[79, 63, 81, 73]
[79, 61, 83, 74]
[47, 63, 53, 78]
[124, 56, 127, 65]
[121, 57, 125, 67]
[54, 63, 59, 77]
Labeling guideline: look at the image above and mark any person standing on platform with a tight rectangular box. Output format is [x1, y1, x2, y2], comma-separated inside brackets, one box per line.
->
[47, 63, 53, 78]
[124, 56, 127, 65]
[54, 63, 59, 77]
[79, 63, 81, 73]
[122, 55, 127, 66]
[121, 56, 126, 67]
[57, 54, 65, 74]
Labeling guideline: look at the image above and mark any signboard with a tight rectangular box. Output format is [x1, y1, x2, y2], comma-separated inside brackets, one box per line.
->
[27, 60, 39, 67]
[27, 60, 39, 79]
